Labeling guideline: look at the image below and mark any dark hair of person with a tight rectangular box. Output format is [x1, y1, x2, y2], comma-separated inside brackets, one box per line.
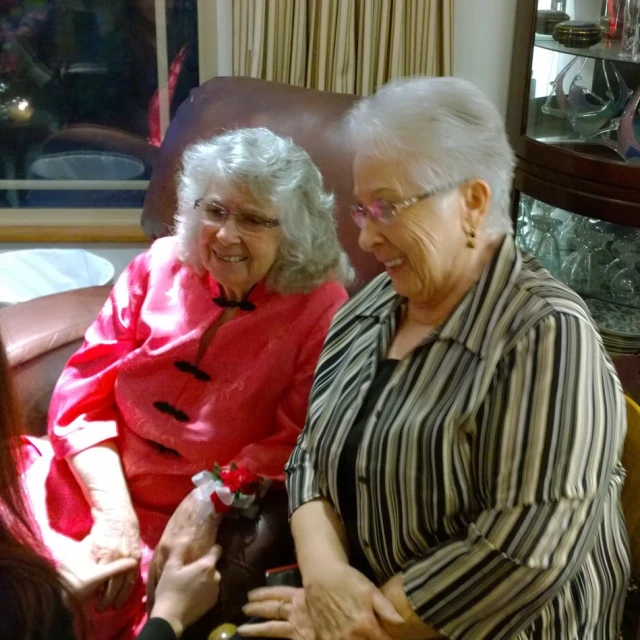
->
[0, 334, 76, 639]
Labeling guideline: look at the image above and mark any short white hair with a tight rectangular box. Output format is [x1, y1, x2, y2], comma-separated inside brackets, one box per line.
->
[346, 77, 516, 233]
[174, 128, 354, 294]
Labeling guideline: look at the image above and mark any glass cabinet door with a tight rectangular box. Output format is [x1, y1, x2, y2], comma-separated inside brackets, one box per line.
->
[516, 195, 640, 353]
[528, 0, 640, 164]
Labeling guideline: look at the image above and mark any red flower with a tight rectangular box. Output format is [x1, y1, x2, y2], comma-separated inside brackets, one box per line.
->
[210, 492, 232, 514]
[220, 466, 259, 495]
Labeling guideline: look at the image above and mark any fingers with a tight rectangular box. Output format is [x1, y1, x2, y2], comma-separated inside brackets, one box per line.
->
[146, 564, 158, 613]
[59, 556, 138, 599]
[162, 537, 192, 564]
[236, 621, 293, 638]
[146, 545, 168, 611]
[114, 568, 139, 610]
[101, 573, 126, 612]
[167, 542, 222, 573]
[79, 558, 137, 602]
[197, 543, 223, 567]
[247, 586, 301, 602]
[93, 558, 138, 583]
[242, 599, 291, 620]
[371, 591, 404, 625]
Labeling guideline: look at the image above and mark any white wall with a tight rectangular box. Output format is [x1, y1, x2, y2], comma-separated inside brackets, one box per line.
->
[453, 0, 518, 119]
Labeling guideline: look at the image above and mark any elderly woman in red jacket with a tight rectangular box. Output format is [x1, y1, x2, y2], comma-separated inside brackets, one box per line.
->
[22, 127, 351, 640]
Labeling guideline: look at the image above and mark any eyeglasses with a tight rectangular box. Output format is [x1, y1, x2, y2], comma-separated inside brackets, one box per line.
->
[194, 199, 281, 234]
[349, 182, 463, 229]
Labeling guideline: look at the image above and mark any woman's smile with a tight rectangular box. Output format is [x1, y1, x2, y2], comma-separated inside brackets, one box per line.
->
[212, 249, 248, 264]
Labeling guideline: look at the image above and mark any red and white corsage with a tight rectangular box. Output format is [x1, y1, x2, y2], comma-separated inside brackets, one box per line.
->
[192, 463, 270, 519]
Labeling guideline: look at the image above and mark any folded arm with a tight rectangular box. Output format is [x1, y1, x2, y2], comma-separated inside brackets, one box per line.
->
[47, 251, 152, 608]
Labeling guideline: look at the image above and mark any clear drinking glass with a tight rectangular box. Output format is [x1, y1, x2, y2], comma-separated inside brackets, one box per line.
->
[561, 220, 598, 294]
[610, 253, 640, 302]
[621, 0, 640, 60]
[528, 204, 562, 276]
[600, 0, 624, 40]
[558, 214, 586, 252]
[516, 197, 533, 251]
[585, 221, 617, 295]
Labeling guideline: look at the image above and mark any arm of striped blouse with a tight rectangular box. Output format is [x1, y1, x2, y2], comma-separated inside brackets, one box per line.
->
[285, 424, 323, 511]
[401, 313, 625, 639]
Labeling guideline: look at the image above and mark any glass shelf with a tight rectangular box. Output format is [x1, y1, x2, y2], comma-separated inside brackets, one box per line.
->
[516, 195, 640, 355]
[534, 36, 640, 64]
[526, 13, 640, 166]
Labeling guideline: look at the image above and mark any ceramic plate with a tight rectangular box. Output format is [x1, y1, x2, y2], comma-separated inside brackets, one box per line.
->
[585, 298, 640, 337]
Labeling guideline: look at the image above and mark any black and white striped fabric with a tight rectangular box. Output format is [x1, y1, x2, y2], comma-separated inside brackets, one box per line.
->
[285, 236, 631, 639]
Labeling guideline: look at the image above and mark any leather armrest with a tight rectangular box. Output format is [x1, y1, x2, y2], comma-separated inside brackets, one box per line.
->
[183, 488, 295, 639]
[0, 286, 111, 436]
[0, 285, 110, 368]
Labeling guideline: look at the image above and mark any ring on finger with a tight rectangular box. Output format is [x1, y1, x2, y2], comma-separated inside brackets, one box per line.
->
[276, 601, 287, 621]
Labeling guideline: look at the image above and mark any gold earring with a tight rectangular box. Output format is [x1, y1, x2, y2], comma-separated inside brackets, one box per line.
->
[467, 229, 477, 249]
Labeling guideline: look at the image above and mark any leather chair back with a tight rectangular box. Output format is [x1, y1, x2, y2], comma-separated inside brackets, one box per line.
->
[0, 286, 111, 436]
[141, 76, 383, 290]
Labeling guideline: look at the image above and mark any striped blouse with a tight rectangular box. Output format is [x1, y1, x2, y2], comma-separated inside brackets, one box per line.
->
[285, 236, 631, 640]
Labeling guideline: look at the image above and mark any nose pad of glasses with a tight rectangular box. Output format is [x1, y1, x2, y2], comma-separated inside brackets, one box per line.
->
[213, 216, 243, 241]
[357, 216, 383, 251]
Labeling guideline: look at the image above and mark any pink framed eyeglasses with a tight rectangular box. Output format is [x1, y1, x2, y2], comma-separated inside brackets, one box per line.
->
[349, 182, 463, 229]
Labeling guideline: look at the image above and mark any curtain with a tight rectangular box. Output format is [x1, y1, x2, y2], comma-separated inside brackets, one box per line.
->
[232, 0, 452, 96]
[232, 0, 308, 85]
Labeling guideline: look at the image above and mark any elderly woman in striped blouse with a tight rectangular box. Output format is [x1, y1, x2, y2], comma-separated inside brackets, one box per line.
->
[238, 77, 631, 640]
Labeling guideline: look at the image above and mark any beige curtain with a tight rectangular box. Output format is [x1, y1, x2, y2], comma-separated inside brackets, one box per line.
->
[232, 0, 308, 85]
[232, 0, 452, 96]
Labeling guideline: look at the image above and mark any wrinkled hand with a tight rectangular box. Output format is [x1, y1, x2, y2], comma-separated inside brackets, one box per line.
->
[147, 488, 222, 611]
[237, 586, 315, 640]
[58, 537, 138, 602]
[89, 505, 141, 611]
[150, 540, 223, 638]
[303, 563, 403, 640]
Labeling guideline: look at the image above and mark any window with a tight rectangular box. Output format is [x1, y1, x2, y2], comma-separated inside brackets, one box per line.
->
[0, 0, 212, 241]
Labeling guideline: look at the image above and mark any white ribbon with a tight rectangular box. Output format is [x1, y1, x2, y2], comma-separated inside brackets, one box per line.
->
[191, 470, 260, 518]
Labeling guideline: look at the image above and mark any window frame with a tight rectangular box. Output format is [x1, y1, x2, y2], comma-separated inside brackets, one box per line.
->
[0, 0, 233, 243]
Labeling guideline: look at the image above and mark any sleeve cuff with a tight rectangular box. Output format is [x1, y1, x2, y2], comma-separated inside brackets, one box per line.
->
[137, 617, 177, 640]
[287, 487, 324, 519]
[50, 421, 119, 459]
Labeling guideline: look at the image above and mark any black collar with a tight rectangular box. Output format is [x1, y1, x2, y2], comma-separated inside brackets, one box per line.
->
[212, 284, 257, 311]
[212, 297, 256, 311]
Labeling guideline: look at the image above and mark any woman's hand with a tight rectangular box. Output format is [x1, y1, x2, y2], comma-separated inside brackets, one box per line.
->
[58, 537, 139, 602]
[150, 541, 223, 639]
[89, 505, 141, 611]
[302, 562, 403, 640]
[67, 443, 141, 610]
[147, 488, 222, 611]
[238, 586, 315, 639]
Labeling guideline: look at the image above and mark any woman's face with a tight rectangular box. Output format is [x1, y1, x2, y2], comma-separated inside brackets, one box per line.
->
[353, 153, 472, 303]
[198, 182, 282, 299]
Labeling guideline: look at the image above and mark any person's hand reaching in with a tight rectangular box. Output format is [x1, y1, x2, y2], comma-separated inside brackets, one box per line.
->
[149, 539, 223, 639]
